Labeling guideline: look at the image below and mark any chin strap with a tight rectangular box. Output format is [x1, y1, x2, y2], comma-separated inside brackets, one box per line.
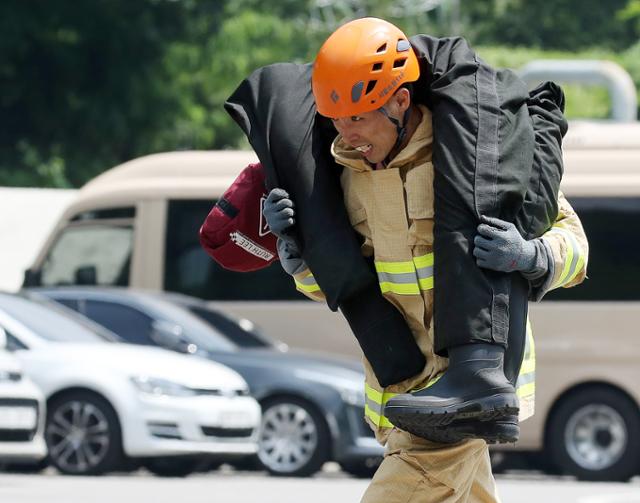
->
[378, 106, 412, 165]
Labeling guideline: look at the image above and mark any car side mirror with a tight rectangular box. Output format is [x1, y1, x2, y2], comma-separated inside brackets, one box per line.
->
[75, 265, 97, 285]
[0, 327, 7, 350]
[23, 268, 42, 287]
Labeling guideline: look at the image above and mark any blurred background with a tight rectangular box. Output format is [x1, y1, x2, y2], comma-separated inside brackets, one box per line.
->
[1, 1, 640, 502]
[2, 0, 640, 189]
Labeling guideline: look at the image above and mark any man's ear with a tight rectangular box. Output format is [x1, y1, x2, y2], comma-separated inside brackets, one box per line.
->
[392, 87, 411, 113]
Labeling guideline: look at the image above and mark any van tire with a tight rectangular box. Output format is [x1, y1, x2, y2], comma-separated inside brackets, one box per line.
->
[547, 386, 640, 481]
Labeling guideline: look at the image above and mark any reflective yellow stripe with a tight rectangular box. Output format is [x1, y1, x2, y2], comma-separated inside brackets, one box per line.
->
[364, 404, 395, 428]
[520, 358, 535, 376]
[418, 276, 434, 290]
[375, 261, 416, 274]
[517, 381, 535, 398]
[413, 253, 434, 269]
[548, 226, 585, 288]
[379, 282, 420, 295]
[375, 253, 434, 295]
[364, 384, 397, 428]
[294, 273, 321, 293]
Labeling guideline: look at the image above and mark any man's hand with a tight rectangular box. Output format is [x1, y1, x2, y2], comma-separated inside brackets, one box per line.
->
[263, 188, 295, 240]
[473, 216, 537, 273]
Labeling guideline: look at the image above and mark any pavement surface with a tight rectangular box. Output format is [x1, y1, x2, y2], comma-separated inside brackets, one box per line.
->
[1, 467, 640, 503]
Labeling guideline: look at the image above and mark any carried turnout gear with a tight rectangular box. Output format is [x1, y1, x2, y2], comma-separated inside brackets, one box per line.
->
[311, 17, 420, 118]
[474, 216, 541, 274]
[224, 36, 571, 439]
[384, 343, 520, 444]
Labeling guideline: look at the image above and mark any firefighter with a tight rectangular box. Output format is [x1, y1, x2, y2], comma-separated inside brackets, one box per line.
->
[264, 17, 588, 502]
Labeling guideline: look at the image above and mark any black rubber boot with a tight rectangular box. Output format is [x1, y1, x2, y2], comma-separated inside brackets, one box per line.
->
[384, 343, 519, 443]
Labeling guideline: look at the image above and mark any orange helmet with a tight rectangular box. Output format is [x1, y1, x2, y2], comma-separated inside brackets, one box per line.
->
[312, 17, 420, 118]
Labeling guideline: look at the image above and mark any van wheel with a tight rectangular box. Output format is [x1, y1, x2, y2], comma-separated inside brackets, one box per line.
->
[547, 386, 640, 481]
[257, 397, 329, 477]
[45, 391, 124, 475]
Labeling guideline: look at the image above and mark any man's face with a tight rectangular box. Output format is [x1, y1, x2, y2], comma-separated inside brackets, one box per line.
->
[331, 108, 398, 164]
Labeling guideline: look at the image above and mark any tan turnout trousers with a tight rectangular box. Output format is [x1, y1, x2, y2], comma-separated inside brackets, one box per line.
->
[361, 430, 500, 503]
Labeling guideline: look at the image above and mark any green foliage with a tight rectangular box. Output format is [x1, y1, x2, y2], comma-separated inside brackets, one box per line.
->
[478, 45, 640, 120]
[2, 0, 640, 188]
[466, 0, 638, 51]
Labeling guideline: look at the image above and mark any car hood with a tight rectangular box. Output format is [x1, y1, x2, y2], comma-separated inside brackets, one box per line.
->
[18, 342, 248, 391]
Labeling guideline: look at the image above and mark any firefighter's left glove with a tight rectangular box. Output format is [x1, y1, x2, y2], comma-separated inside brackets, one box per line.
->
[276, 238, 308, 276]
[474, 216, 546, 275]
[263, 188, 296, 243]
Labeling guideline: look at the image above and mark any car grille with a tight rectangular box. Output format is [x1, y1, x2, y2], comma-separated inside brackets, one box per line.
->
[201, 426, 254, 438]
[147, 422, 182, 440]
[191, 389, 250, 397]
[0, 429, 36, 442]
[0, 398, 39, 442]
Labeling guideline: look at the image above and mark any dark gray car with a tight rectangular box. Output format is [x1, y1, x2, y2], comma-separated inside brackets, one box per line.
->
[31, 287, 383, 477]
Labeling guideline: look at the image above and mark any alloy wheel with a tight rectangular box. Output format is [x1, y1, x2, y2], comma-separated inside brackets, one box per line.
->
[46, 399, 111, 474]
[258, 402, 319, 474]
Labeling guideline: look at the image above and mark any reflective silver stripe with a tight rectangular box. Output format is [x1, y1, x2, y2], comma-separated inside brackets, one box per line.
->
[548, 227, 584, 287]
[376, 270, 418, 285]
[296, 275, 317, 286]
[366, 396, 384, 417]
[516, 371, 535, 388]
[415, 265, 434, 280]
[562, 229, 582, 285]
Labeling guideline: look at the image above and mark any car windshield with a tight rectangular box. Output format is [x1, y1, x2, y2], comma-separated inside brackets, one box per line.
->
[187, 305, 274, 349]
[0, 293, 117, 344]
[147, 300, 237, 353]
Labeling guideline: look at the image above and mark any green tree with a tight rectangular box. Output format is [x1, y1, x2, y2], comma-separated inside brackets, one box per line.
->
[0, 0, 224, 187]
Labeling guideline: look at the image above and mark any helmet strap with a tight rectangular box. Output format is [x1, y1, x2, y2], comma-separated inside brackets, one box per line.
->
[378, 106, 412, 165]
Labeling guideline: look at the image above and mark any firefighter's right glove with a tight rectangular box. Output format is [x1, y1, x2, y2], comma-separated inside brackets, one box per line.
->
[263, 188, 296, 243]
[474, 216, 546, 275]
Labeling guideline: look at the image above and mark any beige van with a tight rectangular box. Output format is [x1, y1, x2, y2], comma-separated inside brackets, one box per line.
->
[24, 121, 640, 481]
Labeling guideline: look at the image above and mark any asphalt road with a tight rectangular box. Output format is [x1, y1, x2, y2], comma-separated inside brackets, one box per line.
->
[1, 467, 639, 503]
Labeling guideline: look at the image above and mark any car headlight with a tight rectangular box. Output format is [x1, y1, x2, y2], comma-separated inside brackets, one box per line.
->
[131, 376, 197, 397]
[340, 386, 366, 408]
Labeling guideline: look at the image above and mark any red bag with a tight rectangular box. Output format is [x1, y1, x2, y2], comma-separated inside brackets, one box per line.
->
[199, 162, 278, 272]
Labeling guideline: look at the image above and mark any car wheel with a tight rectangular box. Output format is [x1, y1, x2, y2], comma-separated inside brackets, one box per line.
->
[547, 386, 640, 481]
[257, 396, 329, 477]
[339, 456, 382, 478]
[143, 456, 202, 477]
[45, 391, 123, 475]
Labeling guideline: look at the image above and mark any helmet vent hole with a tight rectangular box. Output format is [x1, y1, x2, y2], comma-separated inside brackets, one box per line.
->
[393, 58, 407, 69]
[376, 43, 387, 54]
[372, 62, 383, 72]
[365, 80, 377, 95]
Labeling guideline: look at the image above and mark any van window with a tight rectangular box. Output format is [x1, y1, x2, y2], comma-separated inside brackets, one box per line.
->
[164, 200, 303, 301]
[545, 197, 640, 301]
[40, 221, 133, 287]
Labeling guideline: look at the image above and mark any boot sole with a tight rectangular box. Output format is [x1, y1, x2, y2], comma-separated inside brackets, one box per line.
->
[385, 394, 519, 442]
[396, 414, 520, 444]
